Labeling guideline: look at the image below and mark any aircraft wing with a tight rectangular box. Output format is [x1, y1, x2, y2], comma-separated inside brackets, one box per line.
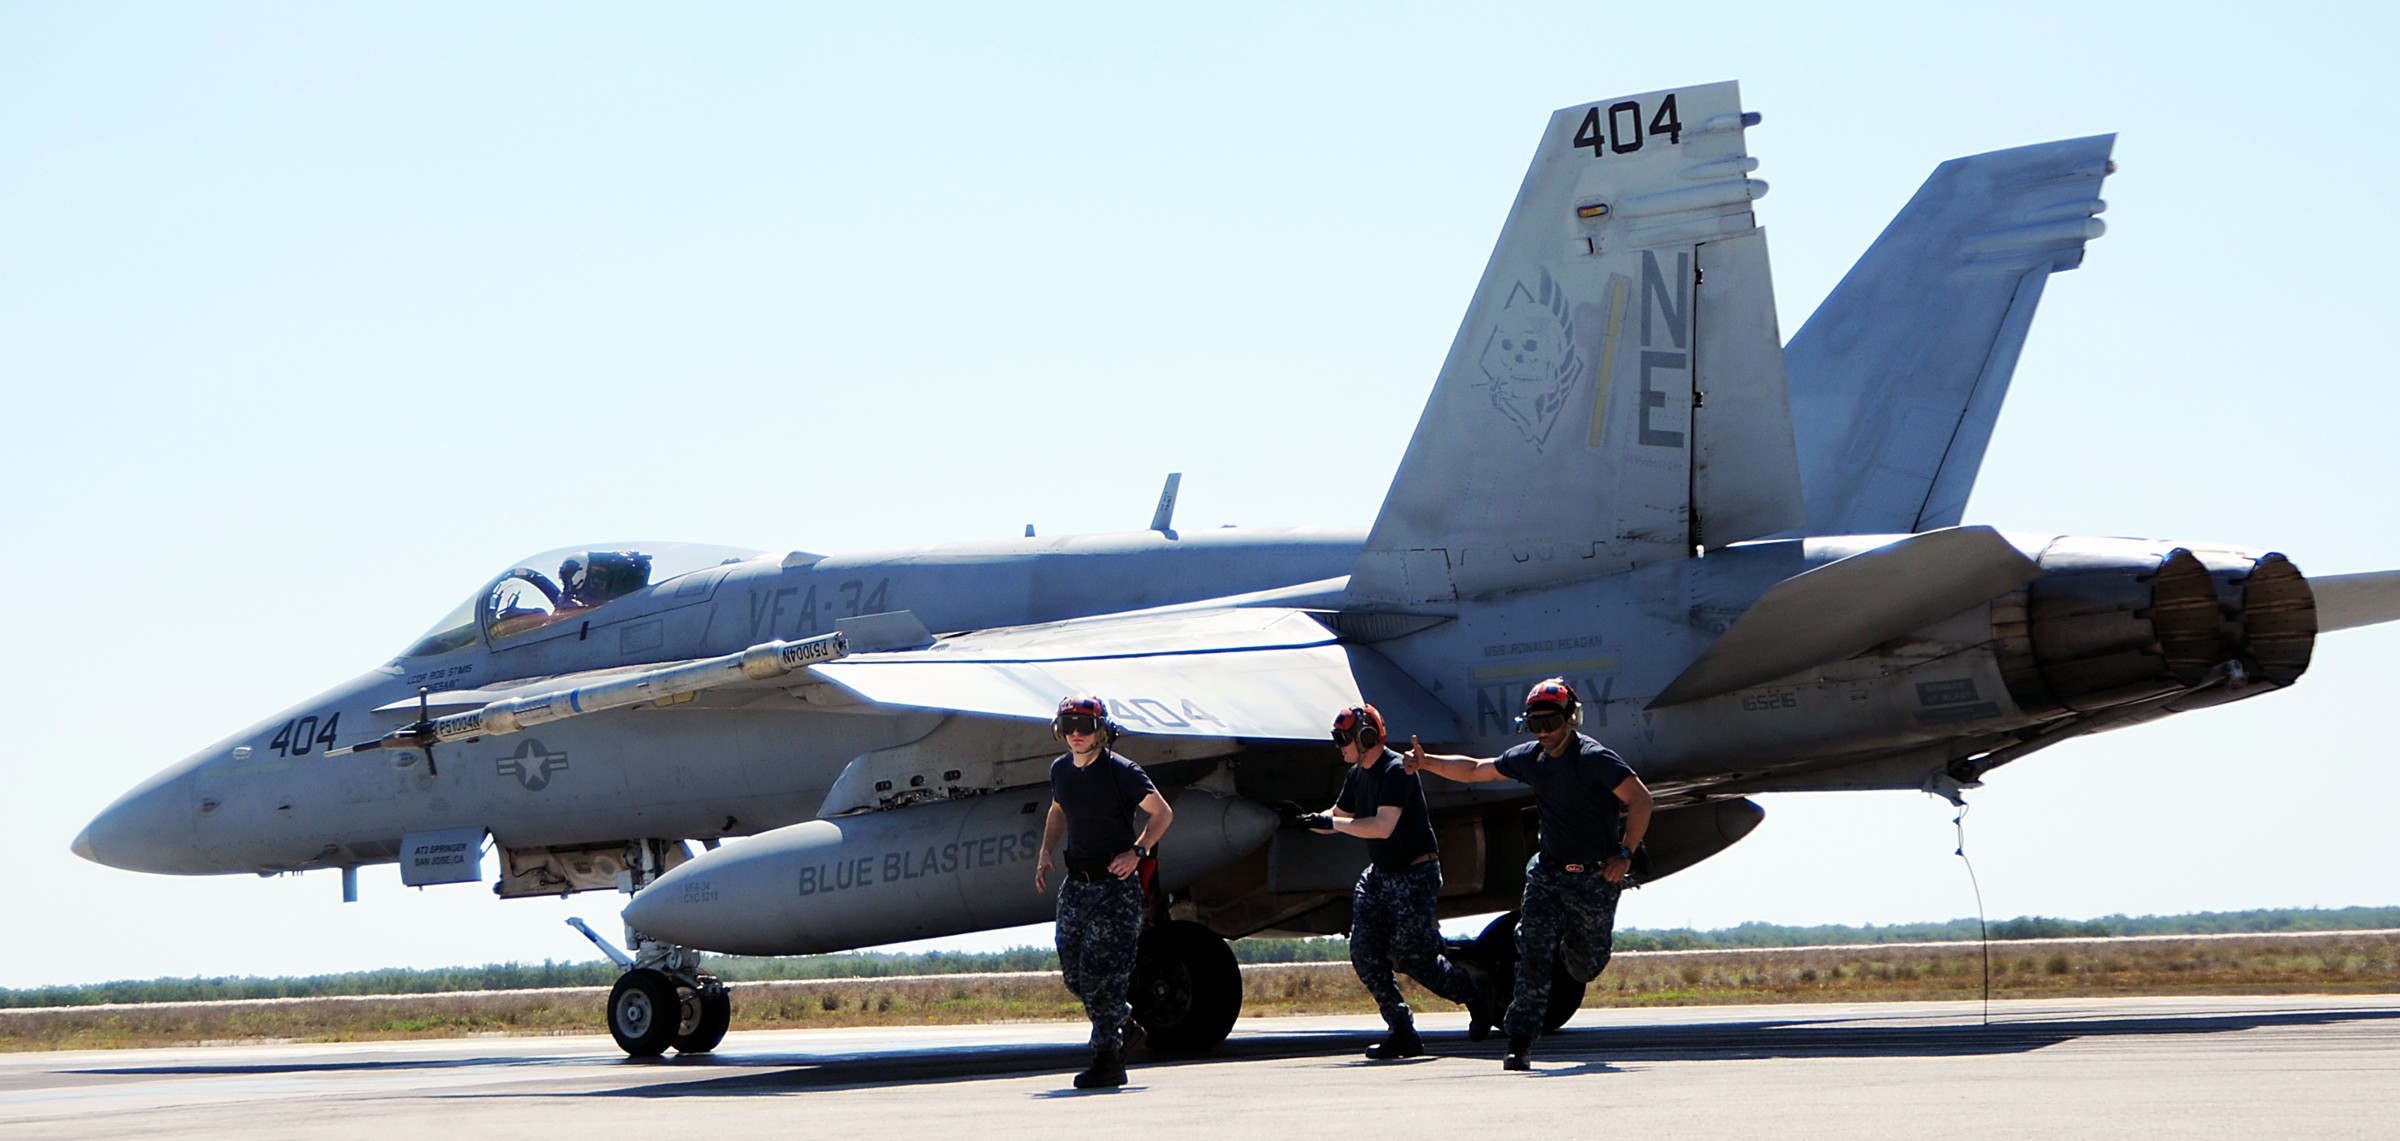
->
[347, 607, 1452, 751]
[813, 607, 1452, 740]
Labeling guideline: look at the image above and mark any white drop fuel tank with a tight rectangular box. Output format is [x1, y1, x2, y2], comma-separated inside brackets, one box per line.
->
[623, 788, 1277, 955]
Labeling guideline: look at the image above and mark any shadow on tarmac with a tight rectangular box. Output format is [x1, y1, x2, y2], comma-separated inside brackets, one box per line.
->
[586, 1004, 2400, 1098]
[68, 1005, 2400, 1097]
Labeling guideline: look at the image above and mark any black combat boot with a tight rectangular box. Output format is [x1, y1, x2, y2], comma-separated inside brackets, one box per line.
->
[1503, 1034, 1533, 1071]
[1364, 1024, 1424, 1060]
[1119, 1018, 1147, 1054]
[1462, 966, 1502, 1043]
[1074, 1046, 1126, 1089]
[1364, 1003, 1423, 1060]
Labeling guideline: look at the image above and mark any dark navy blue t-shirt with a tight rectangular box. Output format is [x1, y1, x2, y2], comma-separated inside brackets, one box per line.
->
[1333, 748, 1438, 873]
[1494, 733, 1638, 866]
[1049, 749, 1159, 862]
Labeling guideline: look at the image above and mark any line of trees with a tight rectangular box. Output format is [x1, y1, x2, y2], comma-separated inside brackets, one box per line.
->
[1612, 905, 2400, 950]
[9, 905, 2393, 1009]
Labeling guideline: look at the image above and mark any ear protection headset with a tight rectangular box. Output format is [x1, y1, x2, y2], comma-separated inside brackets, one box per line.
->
[1518, 678, 1583, 730]
[1053, 693, 1117, 743]
[1332, 703, 1386, 751]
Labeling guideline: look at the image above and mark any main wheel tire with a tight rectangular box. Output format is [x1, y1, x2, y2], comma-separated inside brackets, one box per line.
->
[1467, 912, 1586, 1035]
[608, 968, 680, 1057]
[1129, 919, 1242, 1053]
[674, 986, 732, 1054]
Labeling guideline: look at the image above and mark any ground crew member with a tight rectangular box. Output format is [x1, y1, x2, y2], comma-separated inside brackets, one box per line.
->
[1033, 693, 1174, 1089]
[1407, 678, 1652, 1071]
[1292, 703, 1500, 1059]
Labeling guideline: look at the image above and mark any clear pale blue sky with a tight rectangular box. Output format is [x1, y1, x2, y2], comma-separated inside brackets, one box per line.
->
[6, 2, 2396, 988]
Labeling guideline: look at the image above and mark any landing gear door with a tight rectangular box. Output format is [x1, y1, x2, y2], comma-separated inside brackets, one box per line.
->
[400, 826, 487, 886]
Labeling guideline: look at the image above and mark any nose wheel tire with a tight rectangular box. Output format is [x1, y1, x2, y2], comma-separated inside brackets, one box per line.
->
[608, 968, 680, 1057]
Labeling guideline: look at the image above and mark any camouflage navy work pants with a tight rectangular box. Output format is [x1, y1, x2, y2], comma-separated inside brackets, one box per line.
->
[1503, 855, 1623, 1039]
[1351, 859, 1480, 1031]
[1056, 873, 1145, 1050]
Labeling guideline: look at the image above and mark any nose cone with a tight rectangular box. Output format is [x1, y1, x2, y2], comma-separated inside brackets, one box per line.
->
[77, 766, 200, 874]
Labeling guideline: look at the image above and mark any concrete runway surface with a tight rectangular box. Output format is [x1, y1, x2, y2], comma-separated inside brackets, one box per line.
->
[4, 995, 2395, 1139]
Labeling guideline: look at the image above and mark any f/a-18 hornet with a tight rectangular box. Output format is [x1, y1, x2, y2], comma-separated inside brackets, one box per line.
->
[77, 81, 2400, 1057]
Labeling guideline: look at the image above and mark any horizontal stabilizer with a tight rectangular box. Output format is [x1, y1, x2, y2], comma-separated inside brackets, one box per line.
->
[815, 607, 1373, 740]
[2311, 570, 2400, 632]
[1650, 526, 2043, 708]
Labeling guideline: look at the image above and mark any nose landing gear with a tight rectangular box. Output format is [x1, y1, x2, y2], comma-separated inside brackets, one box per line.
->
[574, 916, 732, 1058]
[605, 966, 732, 1057]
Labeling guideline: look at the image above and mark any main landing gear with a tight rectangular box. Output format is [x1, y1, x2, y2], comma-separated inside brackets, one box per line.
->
[1448, 912, 1585, 1034]
[1129, 919, 1244, 1052]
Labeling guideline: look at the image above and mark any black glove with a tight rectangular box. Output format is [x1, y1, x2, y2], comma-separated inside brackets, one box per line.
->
[1288, 812, 1334, 832]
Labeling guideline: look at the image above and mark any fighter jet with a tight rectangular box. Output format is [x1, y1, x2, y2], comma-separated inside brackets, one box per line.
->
[76, 81, 2400, 1059]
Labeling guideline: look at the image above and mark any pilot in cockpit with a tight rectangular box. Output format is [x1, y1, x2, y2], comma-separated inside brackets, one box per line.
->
[557, 550, 654, 612]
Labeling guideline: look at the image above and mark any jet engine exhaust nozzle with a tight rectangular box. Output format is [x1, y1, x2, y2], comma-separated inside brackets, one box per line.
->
[1993, 540, 2316, 720]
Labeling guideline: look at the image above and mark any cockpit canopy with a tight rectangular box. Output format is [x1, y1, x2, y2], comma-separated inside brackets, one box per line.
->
[403, 542, 765, 657]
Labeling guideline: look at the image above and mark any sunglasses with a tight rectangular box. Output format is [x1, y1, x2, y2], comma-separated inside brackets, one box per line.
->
[1056, 714, 1103, 737]
[1521, 712, 1568, 735]
[1330, 727, 1362, 747]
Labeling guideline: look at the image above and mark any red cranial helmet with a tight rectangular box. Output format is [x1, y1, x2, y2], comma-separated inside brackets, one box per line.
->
[1330, 703, 1385, 749]
[1517, 677, 1581, 731]
[1053, 693, 1112, 740]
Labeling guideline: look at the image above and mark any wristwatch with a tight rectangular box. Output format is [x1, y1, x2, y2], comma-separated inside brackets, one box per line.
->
[1615, 846, 1634, 860]
[1133, 845, 1153, 858]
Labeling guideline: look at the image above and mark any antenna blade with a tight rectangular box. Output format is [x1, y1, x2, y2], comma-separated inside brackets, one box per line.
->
[1150, 472, 1183, 532]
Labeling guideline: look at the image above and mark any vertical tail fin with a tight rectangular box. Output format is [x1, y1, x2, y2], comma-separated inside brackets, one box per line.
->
[1351, 82, 1801, 608]
[1785, 136, 2115, 534]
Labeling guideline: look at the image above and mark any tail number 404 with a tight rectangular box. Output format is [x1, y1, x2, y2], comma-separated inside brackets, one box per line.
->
[1573, 95, 1682, 157]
